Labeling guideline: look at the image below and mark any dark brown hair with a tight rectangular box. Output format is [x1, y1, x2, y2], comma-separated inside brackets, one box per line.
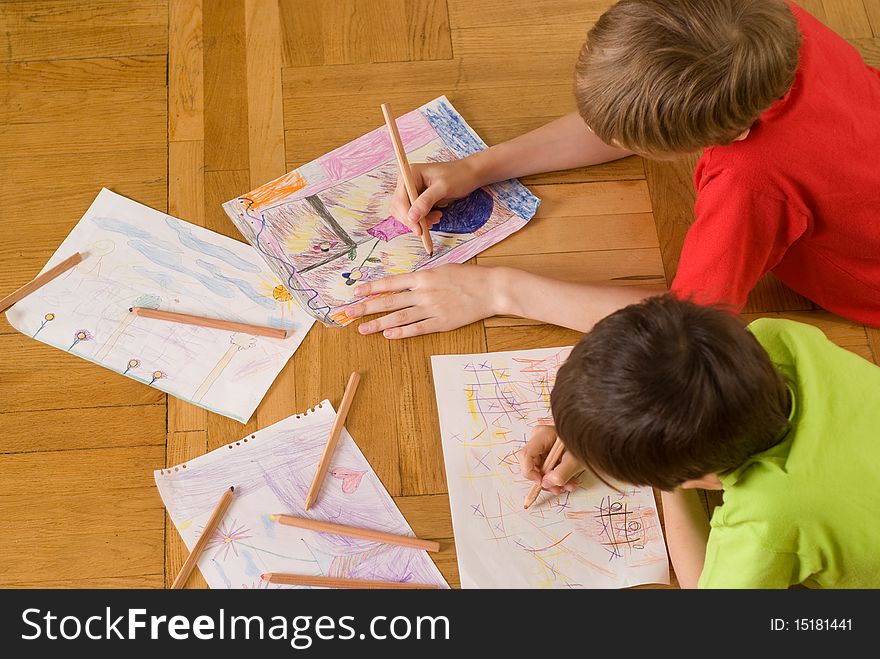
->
[551, 296, 790, 491]
[575, 0, 801, 155]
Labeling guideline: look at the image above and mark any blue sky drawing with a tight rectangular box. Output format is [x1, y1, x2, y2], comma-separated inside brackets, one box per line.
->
[165, 216, 262, 273]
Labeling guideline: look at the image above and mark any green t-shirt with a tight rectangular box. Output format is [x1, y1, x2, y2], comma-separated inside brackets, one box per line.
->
[698, 318, 880, 588]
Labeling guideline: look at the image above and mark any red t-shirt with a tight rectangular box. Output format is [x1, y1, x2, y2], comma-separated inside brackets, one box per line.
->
[671, 3, 880, 326]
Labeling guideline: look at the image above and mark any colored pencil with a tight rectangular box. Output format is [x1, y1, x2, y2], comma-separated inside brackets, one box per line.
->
[171, 486, 235, 589]
[0, 252, 83, 313]
[261, 573, 438, 589]
[380, 102, 434, 256]
[304, 372, 362, 510]
[130, 306, 287, 339]
[523, 437, 566, 509]
[273, 514, 440, 552]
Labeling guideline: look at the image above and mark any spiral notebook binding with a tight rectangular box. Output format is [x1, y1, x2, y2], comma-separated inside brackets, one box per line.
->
[157, 398, 332, 476]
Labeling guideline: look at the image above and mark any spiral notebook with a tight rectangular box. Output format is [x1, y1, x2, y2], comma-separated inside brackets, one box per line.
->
[155, 401, 447, 589]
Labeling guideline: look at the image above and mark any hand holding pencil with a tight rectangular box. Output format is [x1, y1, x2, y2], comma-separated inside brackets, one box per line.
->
[518, 425, 583, 509]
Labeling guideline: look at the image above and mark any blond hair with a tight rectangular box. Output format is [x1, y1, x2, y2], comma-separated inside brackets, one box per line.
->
[575, 0, 801, 155]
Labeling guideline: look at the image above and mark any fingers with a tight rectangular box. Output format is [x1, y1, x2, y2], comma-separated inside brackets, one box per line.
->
[424, 209, 443, 228]
[357, 306, 428, 335]
[352, 273, 416, 298]
[517, 425, 558, 483]
[407, 185, 448, 226]
[345, 292, 417, 321]
[541, 452, 584, 493]
[390, 176, 420, 235]
[380, 320, 438, 339]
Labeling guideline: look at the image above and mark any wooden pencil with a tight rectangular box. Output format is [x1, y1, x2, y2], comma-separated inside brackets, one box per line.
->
[304, 372, 362, 510]
[380, 102, 434, 257]
[0, 252, 83, 314]
[273, 514, 440, 552]
[171, 486, 235, 589]
[523, 437, 566, 509]
[130, 306, 287, 339]
[261, 573, 439, 589]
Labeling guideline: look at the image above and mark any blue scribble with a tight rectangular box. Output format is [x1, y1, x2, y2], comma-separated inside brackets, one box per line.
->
[433, 188, 494, 234]
[423, 98, 540, 219]
[91, 216, 182, 253]
[241, 549, 262, 578]
[128, 239, 234, 298]
[165, 216, 262, 273]
[196, 259, 275, 310]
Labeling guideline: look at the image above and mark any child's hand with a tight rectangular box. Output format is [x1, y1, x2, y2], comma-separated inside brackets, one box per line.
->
[517, 425, 584, 495]
[389, 158, 484, 235]
[345, 263, 502, 339]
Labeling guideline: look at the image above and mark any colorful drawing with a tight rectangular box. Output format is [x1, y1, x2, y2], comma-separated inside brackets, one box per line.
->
[33, 313, 55, 338]
[330, 467, 366, 493]
[155, 402, 448, 589]
[431, 347, 670, 589]
[68, 328, 93, 351]
[223, 96, 541, 327]
[4, 189, 315, 423]
[192, 333, 256, 402]
[93, 294, 161, 361]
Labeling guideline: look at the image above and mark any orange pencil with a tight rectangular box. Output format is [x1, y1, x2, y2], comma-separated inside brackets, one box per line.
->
[171, 486, 235, 589]
[380, 102, 434, 257]
[0, 252, 83, 313]
[273, 514, 440, 552]
[131, 306, 287, 339]
[304, 372, 362, 510]
[261, 573, 438, 589]
[523, 437, 566, 509]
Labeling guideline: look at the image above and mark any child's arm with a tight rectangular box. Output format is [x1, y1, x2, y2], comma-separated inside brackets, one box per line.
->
[660, 489, 711, 589]
[390, 112, 633, 233]
[345, 264, 660, 337]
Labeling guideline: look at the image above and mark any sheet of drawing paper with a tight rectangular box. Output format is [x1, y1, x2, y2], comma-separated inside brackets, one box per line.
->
[223, 95, 540, 327]
[155, 402, 448, 589]
[4, 189, 314, 423]
[431, 347, 670, 589]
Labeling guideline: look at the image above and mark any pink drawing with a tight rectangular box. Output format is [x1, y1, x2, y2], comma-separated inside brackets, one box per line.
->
[331, 467, 366, 494]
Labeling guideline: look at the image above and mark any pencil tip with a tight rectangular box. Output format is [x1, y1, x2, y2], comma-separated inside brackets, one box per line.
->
[230, 486, 235, 492]
[128, 307, 133, 312]
[260, 573, 270, 580]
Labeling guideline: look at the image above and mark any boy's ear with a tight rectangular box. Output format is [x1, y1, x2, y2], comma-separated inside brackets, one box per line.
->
[733, 128, 751, 141]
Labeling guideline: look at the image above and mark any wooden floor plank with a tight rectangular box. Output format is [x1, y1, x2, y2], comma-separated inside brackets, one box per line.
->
[0, 1, 167, 63]
[864, 0, 880, 36]
[477, 248, 667, 288]
[0, 335, 165, 413]
[279, 0, 452, 67]
[164, 430, 209, 589]
[390, 323, 485, 496]
[203, 0, 249, 172]
[822, 0, 873, 37]
[0, 445, 165, 586]
[447, 0, 614, 28]
[169, 0, 204, 142]
[485, 324, 583, 352]
[0, 404, 164, 454]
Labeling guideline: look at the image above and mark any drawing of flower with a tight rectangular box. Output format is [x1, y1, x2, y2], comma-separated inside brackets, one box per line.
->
[207, 520, 253, 561]
[123, 358, 140, 376]
[272, 284, 293, 303]
[33, 313, 55, 338]
[149, 370, 166, 386]
[68, 329, 93, 351]
[312, 241, 339, 253]
[341, 268, 364, 285]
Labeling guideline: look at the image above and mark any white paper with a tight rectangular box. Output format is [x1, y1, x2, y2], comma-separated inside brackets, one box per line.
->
[155, 402, 447, 589]
[5, 189, 314, 422]
[432, 347, 670, 589]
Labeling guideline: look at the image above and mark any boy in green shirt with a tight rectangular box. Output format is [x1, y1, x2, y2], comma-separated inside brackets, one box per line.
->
[520, 296, 880, 588]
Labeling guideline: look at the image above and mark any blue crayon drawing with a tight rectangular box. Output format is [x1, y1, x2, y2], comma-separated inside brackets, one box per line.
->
[165, 217, 262, 273]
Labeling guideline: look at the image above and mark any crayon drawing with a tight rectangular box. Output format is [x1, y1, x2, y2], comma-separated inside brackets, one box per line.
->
[155, 402, 447, 589]
[431, 347, 670, 589]
[4, 189, 314, 423]
[223, 96, 540, 327]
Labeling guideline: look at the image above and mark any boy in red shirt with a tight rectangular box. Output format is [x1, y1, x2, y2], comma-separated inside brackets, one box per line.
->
[344, 0, 880, 337]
